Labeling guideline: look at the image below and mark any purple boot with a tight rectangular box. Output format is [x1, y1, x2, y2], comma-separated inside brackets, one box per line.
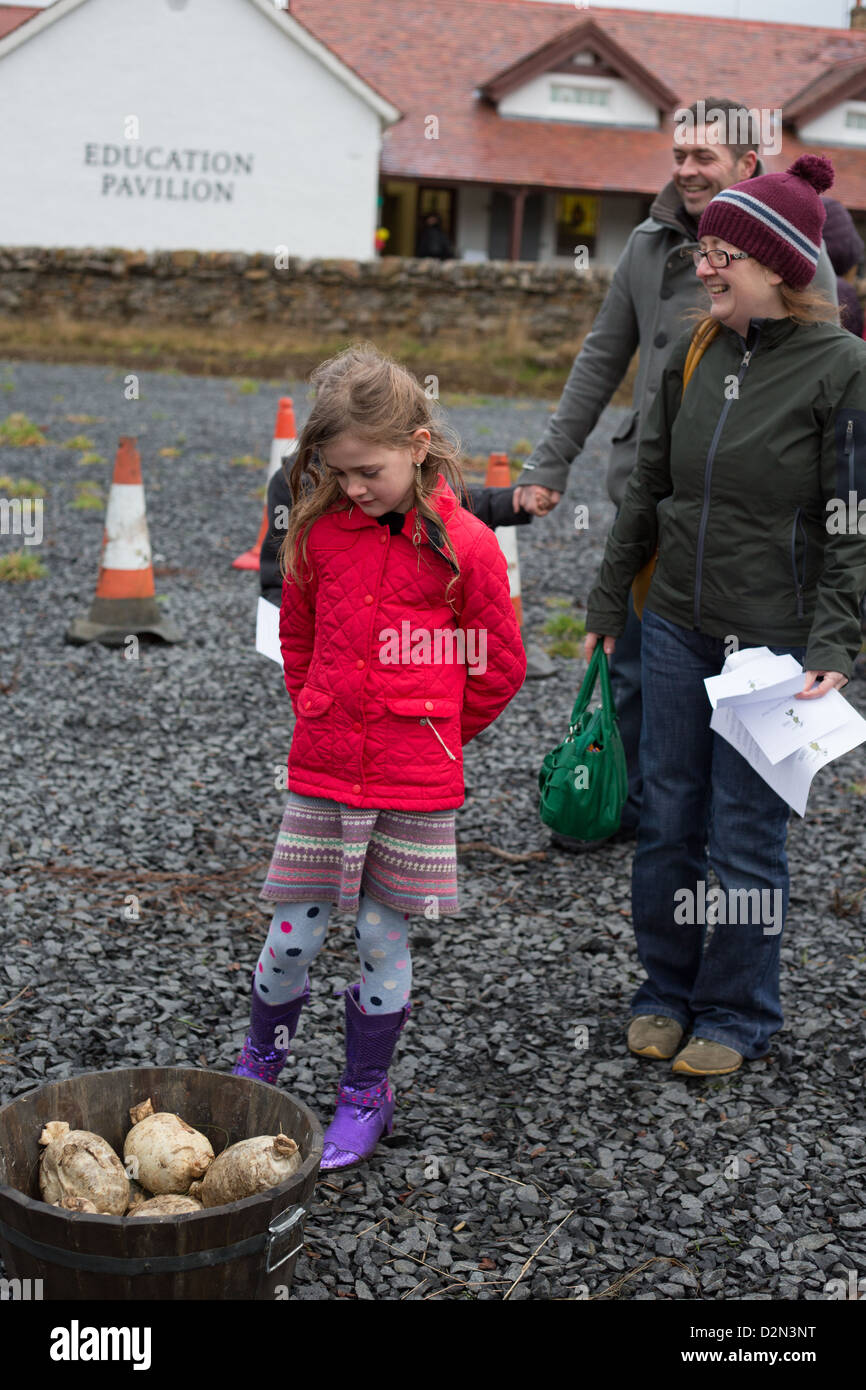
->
[232, 973, 310, 1085]
[320, 984, 412, 1171]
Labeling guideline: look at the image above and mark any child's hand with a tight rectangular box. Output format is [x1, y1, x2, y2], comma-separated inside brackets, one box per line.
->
[513, 485, 561, 515]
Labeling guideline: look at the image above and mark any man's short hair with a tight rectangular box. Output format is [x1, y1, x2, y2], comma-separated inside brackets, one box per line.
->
[682, 98, 760, 164]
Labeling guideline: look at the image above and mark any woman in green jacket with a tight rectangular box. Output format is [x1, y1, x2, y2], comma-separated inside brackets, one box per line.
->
[585, 154, 866, 1076]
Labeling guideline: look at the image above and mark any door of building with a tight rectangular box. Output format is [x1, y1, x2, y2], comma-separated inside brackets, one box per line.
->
[488, 190, 543, 260]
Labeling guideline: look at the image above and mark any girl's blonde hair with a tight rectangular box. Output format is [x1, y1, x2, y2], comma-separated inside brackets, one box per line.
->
[278, 343, 467, 605]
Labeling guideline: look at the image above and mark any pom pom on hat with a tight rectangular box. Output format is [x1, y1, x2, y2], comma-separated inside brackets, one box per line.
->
[787, 153, 834, 195]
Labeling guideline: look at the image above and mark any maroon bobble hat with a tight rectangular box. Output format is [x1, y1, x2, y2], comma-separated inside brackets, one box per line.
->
[697, 154, 835, 289]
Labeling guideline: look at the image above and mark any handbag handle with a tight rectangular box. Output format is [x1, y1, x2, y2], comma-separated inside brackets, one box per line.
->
[567, 644, 615, 734]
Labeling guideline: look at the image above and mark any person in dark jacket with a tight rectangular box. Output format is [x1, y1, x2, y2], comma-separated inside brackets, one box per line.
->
[585, 154, 866, 1078]
[821, 196, 864, 338]
[261, 464, 532, 605]
[415, 212, 455, 260]
[513, 98, 838, 848]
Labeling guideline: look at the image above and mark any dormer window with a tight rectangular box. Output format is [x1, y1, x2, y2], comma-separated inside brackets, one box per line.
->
[483, 18, 675, 131]
[551, 83, 610, 106]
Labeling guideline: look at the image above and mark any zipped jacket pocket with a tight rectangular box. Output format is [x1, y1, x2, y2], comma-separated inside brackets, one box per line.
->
[834, 409, 866, 501]
[790, 508, 808, 620]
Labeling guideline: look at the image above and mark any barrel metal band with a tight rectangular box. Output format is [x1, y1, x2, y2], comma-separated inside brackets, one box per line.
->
[0, 1204, 305, 1276]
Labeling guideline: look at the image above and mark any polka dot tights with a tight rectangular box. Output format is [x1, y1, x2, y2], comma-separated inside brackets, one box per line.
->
[254, 891, 412, 1014]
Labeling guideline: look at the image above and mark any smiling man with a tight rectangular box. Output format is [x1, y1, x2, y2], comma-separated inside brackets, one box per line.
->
[513, 97, 838, 849]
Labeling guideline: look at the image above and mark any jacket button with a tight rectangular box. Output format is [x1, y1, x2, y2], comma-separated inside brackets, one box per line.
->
[352, 783, 361, 793]
[424, 700, 433, 710]
[305, 699, 311, 709]
[353, 722, 362, 733]
[660, 286, 673, 300]
[654, 332, 667, 348]
[364, 594, 374, 604]
[356, 658, 365, 669]
[380, 533, 387, 543]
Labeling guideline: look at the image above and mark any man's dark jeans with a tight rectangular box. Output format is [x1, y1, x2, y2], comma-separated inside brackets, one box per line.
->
[608, 589, 643, 831]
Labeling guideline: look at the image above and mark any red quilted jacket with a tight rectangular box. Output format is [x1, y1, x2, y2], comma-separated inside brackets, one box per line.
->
[279, 474, 527, 810]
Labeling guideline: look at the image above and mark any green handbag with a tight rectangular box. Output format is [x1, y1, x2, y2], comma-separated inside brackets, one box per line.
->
[538, 645, 628, 841]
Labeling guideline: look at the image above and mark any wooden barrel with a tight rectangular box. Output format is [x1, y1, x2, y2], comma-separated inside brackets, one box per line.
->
[0, 1066, 323, 1300]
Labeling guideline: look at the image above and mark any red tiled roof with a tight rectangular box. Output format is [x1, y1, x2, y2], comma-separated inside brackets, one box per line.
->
[0, 5, 40, 39]
[479, 15, 679, 110]
[291, 0, 866, 209]
[784, 56, 866, 123]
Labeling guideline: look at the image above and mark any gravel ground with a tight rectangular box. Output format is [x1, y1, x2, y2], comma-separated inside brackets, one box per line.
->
[1, 359, 865, 1303]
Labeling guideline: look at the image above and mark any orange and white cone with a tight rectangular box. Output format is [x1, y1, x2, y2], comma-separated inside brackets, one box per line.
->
[485, 451, 522, 626]
[485, 450, 553, 679]
[66, 437, 182, 645]
[232, 396, 299, 570]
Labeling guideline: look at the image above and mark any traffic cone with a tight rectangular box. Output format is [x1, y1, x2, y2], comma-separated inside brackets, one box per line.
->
[66, 437, 182, 646]
[485, 450, 553, 680]
[232, 396, 299, 570]
[485, 452, 522, 625]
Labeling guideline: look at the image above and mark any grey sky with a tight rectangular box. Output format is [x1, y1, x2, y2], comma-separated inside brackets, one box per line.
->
[18, 0, 857, 25]
[525, 0, 852, 25]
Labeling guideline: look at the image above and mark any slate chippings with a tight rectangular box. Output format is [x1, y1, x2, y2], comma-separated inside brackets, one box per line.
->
[0, 360, 864, 1302]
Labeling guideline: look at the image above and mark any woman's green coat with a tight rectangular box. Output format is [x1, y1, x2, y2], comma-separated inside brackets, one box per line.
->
[586, 315, 866, 678]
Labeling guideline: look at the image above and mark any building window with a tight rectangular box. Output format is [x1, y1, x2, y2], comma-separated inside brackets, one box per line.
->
[845, 109, 866, 129]
[555, 193, 599, 258]
[550, 83, 610, 107]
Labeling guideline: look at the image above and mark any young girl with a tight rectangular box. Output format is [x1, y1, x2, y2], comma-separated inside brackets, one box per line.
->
[233, 344, 527, 1170]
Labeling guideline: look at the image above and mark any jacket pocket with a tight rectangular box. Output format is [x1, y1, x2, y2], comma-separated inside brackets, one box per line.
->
[610, 409, 638, 446]
[296, 685, 335, 717]
[790, 508, 808, 620]
[834, 408, 866, 500]
[608, 410, 641, 506]
[384, 695, 460, 761]
[313, 531, 360, 553]
[291, 685, 335, 770]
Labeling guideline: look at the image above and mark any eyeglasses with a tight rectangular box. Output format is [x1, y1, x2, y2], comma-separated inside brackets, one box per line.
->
[681, 246, 751, 269]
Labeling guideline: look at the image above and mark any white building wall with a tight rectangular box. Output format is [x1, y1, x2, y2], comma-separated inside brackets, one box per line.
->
[799, 101, 866, 148]
[536, 191, 645, 267]
[499, 71, 658, 129]
[0, 0, 386, 256]
[455, 184, 490, 260]
[595, 194, 648, 266]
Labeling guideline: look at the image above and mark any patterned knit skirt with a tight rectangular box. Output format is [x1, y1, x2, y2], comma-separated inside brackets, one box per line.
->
[259, 790, 459, 917]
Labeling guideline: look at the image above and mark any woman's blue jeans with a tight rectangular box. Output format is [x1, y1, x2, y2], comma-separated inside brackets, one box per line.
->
[632, 608, 807, 1059]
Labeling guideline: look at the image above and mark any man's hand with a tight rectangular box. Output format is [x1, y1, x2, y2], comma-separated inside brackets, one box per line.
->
[513, 484, 562, 516]
[584, 632, 616, 660]
[795, 670, 848, 699]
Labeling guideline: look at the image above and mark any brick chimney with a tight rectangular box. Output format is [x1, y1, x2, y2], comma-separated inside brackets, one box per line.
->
[852, 3, 866, 30]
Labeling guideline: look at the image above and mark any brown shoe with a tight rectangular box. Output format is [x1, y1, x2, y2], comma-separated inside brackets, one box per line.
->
[671, 1038, 743, 1076]
[627, 1014, 684, 1059]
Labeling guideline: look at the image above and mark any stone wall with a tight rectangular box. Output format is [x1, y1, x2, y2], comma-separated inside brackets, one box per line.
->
[0, 247, 612, 348]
